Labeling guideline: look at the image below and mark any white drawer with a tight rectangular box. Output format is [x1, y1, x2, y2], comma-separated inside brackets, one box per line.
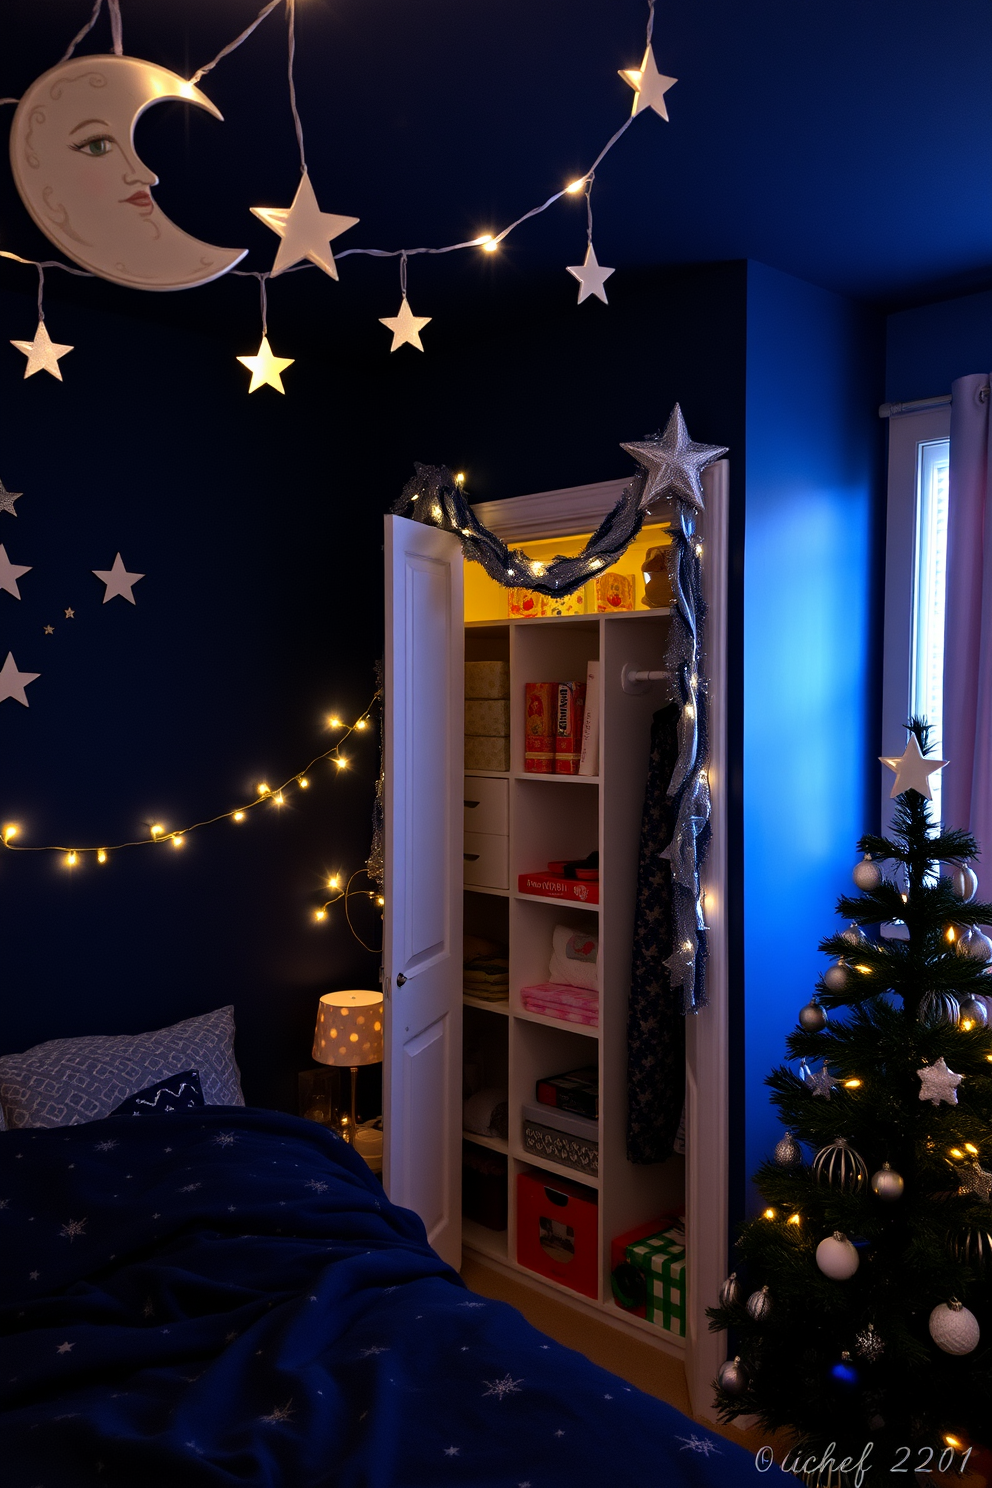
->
[464, 831, 509, 889]
[463, 775, 509, 836]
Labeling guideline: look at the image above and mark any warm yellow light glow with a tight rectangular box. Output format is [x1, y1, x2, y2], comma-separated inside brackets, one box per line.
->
[150, 824, 164, 838]
[2, 824, 17, 843]
[853, 964, 871, 975]
[946, 925, 957, 943]
[901, 893, 908, 903]
[944, 1435, 963, 1450]
[328, 875, 340, 890]
[843, 1078, 862, 1089]
[232, 810, 246, 822]
[298, 776, 310, 788]
[328, 717, 343, 729]
[695, 542, 703, 556]
[178, 79, 197, 100]
[65, 851, 77, 867]
[257, 783, 270, 796]
[482, 238, 499, 253]
[950, 1148, 966, 1160]
[97, 849, 107, 864]
[763, 1208, 776, 1220]
[454, 472, 466, 485]
[172, 834, 185, 849]
[565, 177, 586, 194]
[589, 557, 604, 570]
[314, 908, 327, 922]
[787, 1213, 801, 1226]
[355, 719, 368, 730]
[685, 703, 695, 719]
[965, 1142, 979, 1155]
[335, 757, 348, 769]
[961, 1017, 976, 1031]
[530, 560, 547, 576]
[274, 792, 285, 806]
[376, 895, 385, 907]
[621, 68, 643, 87]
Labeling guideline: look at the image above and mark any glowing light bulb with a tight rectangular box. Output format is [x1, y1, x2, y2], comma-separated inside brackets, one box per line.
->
[695, 542, 703, 556]
[901, 892, 908, 903]
[232, 810, 246, 822]
[762, 1208, 776, 1220]
[454, 473, 466, 485]
[684, 703, 695, 719]
[946, 926, 957, 943]
[328, 717, 343, 729]
[257, 783, 270, 796]
[565, 177, 586, 194]
[172, 834, 185, 849]
[961, 1017, 976, 1031]
[355, 720, 368, 730]
[530, 560, 546, 577]
[298, 776, 310, 788]
[2, 824, 17, 843]
[622, 67, 644, 87]
[965, 1142, 979, 1155]
[787, 1213, 801, 1226]
[65, 850, 77, 867]
[477, 234, 497, 252]
[273, 792, 285, 806]
[854, 964, 871, 975]
[150, 824, 164, 838]
[335, 757, 348, 769]
[328, 875, 340, 890]
[944, 1436, 963, 1451]
[97, 849, 107, 864]
[314, 908, 327, 922]
[950, 1148, 965, 1160]
[178, 79, 197, 100]
[376, 895, 385, 907]
[843, 1078, 862, 1089]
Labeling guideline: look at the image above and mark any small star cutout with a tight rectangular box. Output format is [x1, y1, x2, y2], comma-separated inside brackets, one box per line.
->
[676, 1434, 721, 1456]
[880, 733, 948, 800]
[0, 651, 40, 706]
[64, 607, 74, 618]
[92, 553, 144, 605]
[554, 1429, 565, 1437]
[443, 1446, 460, 1457]
[379, 296, 431, 352]
[566, 243, 614, 304]
[0, 544, 31, 599]
[10, 320, 73, 380]
[43, 625, 54, 634]
[621, 404, 728, 513]
[803, 1059, 836, 1100]
[251, 172, 359, 279]
[29, 1271, 39, 1280]
[917, 1056, 963, 1107]
[0, 480, 22, 517]
[56, 1341, 74, 1354]
[619, 44, 678, 121]
[237, 335, 294, 394]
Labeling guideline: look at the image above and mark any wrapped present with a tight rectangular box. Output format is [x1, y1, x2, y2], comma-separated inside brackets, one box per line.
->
[465, 660, 509, 699]
[625, 1226, 686, 1336]
[465, 699, 510, 736]
[594, 573, 634, 612]
[545, 589, 586, 617]
[509, 589, 545, 619]
[524, 682, 555, 773]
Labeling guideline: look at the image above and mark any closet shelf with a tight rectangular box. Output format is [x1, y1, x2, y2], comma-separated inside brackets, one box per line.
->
[514, 892, 599, 911]
[463, 995, 510, 1016]
[462, 1129, 509, 1154]
[466, 886, 511, 899]
[511, 1146, 602, 1190]
[513, 773, 599, 785]
[461, 1217, 508, 1262]
[512, 1007, 599, 1039]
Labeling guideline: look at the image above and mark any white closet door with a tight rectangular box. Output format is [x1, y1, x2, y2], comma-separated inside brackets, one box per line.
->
[382, 514, 464, 1267]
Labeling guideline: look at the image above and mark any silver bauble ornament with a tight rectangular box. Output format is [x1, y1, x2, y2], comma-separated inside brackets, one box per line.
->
[918, 989, 960, 1027]
[822, 962, 849, 993]
[717, 1355, 748, 1395]
[854, 1323, 884, 1361]
[959, 995, 989, 1029]
[745, 1284, 772, 1321]
[958, 927, 992, 962]
[774, 1132, 803, 1169]
[852, 856, 882, 891]
[870, 1162, 905, 1202]
[949, 1226, 992, 1279]
[813, 1137, 868, 1194]
[718, 1271, 740, 1308]
[799, 999, 827, 1033]
[929, 1298, 980, 1355]
[951, 864, 979, 902]
[840, 923, 866, 947]
[815, 1231, 860, 1280]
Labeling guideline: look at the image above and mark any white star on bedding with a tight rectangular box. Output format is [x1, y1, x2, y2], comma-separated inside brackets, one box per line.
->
[94, 1140, 119, 1152]
[29, 1271, 39, 1280]
[305, 1179, 328, 1192]
[59, 1218, 87, 1241]
[482, 1374, 523, 1400]
[443, 1446, 460, 1457]
[56, 1341, 74, 1354]
[0, 1199, 8, 1209]
[360, 1346, 389, 1357]
[178, 1182, 202, 1193]
[213, 1132, 237, 1146]
[676, 1434, 721, 1455]
[554, 1429, 565, 1437]
[459, 1301, 485, 1308]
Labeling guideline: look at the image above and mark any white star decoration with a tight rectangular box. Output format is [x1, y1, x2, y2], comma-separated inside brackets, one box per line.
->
[213, 1132, 236, 1147]
[619, 45, 678, 121]
[95, 1139, 119, 1152]
[677, 1434, 721, 1456]
[59, 1219, 87, 1241]
[917, 1056, 963, 1107]
[567, 243, 614, 304]
[621, 405, 728, 513]
[0, 480, 22, 517]
[305, 1179, 328, 1193]
[482, 1373, 523, 1400]
[251, 173, 359, 279]
[237, 335, 295, 393]
[0, 545, 31, 599]
[92, 553, 144, 605]
[10, 320, 73, 380]
[803, 1059, 835, 1100]
[0, 652, 40, 706]
[880, 734, 948, 800]
[443, 1446, 460, 1457]
[379, 296, 431, 352]
[56, 1341, 74, 1354]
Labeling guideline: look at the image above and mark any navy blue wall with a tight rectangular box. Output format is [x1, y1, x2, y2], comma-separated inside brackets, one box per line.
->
[0, 261, 746, 1111]
[886, 288, 992, 403]
[740, 262, 884, 1209]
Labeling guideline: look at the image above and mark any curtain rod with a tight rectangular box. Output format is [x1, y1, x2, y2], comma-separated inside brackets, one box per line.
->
[879, 387, 990, 419]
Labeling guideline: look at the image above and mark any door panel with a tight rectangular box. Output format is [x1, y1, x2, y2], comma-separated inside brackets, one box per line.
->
[383, 515, 463, 1267]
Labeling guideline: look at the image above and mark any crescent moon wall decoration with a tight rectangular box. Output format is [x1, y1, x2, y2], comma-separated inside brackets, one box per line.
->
[9, 55, 247, 291]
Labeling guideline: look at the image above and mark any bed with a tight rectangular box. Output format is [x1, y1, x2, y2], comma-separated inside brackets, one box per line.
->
[0, 1100, 758, 1486]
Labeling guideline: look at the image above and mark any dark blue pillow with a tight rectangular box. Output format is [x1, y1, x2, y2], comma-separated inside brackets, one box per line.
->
[110, 1069, 204, 1117]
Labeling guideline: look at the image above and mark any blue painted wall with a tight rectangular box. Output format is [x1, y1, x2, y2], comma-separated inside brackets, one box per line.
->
[740, 262, 883, 1209]
[885, 288, 992, 403]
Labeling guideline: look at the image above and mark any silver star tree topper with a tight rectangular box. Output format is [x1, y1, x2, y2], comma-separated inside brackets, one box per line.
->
[621, 404, 728, 514]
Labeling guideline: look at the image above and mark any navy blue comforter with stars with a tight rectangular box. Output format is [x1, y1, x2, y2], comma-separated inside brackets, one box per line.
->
[0, 1107, 756, 1487]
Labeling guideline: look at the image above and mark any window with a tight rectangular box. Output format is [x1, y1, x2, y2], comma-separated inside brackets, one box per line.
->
[881, 405, 951, 829]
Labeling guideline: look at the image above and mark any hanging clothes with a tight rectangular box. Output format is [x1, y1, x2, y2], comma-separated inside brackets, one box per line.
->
[626, 702, 684, 1164]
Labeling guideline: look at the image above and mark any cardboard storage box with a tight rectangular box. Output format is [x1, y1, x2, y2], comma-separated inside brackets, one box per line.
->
[522, 1102, 598, 1178]
[517, 1167, 598, 1298]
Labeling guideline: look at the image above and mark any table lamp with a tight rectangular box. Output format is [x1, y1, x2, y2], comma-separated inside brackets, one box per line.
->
[313, 989, 383, 1145]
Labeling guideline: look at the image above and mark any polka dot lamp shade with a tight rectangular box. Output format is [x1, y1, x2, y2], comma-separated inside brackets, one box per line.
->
[313, 990, 384, 1067]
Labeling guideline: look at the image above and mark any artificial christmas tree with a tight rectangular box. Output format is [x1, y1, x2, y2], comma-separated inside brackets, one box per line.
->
[710, 722, 992, 1483]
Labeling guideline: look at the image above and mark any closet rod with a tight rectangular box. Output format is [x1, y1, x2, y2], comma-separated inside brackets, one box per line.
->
[877, 394, 951, 419]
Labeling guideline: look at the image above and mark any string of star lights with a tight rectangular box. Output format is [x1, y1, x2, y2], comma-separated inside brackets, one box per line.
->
[0, 699, 377, 903]
[0, 0, 678, 386]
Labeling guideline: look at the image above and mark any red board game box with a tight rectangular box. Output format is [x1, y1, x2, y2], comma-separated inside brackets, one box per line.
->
[517, 873, 600, 904]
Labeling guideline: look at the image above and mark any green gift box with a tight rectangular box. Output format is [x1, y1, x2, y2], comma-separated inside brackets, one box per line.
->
[626, 1227, 686, 1337]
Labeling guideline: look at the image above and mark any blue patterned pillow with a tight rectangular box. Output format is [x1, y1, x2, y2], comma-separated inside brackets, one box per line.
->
[0, 1006, 243, 1130]
[110, 1069, 204, 1117]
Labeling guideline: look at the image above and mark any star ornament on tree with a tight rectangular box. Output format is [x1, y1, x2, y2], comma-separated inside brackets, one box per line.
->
[621, 405, 728, 513]
[619, 45, 678, 121]
[917, 1056, 963, 1107]
[237, 336, 295, 394]
[566, 244, 614, 304]
[880, 734, 948, 800]
[250, 173, 359, 280]
[958, 1160, 992, 1203]
[92, 553, 144, 605]
[0, 651, 40, 706]
[379, 297, 431, 353]
[10, 320, 73, 380]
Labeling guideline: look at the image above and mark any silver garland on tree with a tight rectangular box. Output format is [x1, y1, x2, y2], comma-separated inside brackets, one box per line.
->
[390, 405, 727, 1012]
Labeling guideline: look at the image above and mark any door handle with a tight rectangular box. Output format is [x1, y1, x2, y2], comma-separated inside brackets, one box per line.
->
[395, 973, 408, 987]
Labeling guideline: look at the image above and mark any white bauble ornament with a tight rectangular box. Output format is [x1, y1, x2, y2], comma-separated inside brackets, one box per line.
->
[959, 995, 989, 1029]
[799, 999, 827, 1032]
[951, 865, 979, 903]
[823, 962, 849, 992]
[717, 1355, 748, 1395]
[853, 856, 882, 891]
[745, 1285, 772, 1321]
[870, 1162, 905, 1201]
[815, 1231, 860, 1280]
[718, 1272, 740, 1308]
[841, 923, 866, 946]
[929, 1299, 980, 1355]
[958, 928, 992, 962]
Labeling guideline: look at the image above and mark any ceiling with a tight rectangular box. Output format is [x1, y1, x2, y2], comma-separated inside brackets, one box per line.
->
[0, 0, 989, 311]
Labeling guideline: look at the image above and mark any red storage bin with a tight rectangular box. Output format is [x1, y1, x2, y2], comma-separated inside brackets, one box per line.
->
[516, 1167, 598, 1299]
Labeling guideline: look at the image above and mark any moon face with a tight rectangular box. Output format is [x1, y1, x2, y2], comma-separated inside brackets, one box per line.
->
[10, 55, 247, 291]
